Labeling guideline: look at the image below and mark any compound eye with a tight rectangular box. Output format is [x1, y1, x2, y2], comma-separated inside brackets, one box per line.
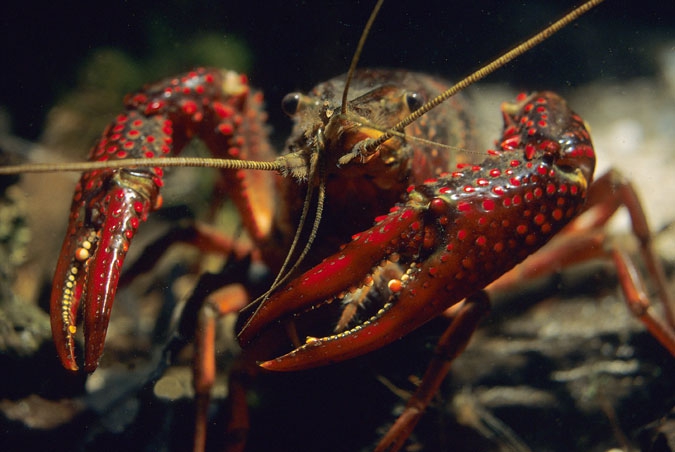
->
[281, 93, 302, 116]
[404, 91, 424, 112]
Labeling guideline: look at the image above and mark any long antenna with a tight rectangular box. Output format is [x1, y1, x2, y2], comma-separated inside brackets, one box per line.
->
[360, 0, 605, 155]
[0, 156, 283, 175]
[340, 0, 385, 114]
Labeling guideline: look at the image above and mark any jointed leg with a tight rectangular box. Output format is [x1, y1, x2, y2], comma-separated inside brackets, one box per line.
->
[375, 292, 491, 452]
[489, 169, 675, 355]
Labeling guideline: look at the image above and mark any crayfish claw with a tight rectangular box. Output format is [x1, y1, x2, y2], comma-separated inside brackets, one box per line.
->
[50, 169, 159, 373]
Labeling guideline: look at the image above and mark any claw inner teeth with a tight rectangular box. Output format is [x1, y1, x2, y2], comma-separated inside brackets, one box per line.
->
[328, 258, 412, 335]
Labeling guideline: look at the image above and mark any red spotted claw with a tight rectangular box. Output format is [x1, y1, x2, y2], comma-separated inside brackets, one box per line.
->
[237, 91, 597, 371]
[50, 68, 275, 372]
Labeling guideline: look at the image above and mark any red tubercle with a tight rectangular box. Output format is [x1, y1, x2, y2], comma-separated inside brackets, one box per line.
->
[501, 135, 520, 150]
[482, 199, 495, 211]
[213, 101, 234, 118]
[399, 209, 415, 220]
[228, 147, 240, 157]
[132, 201, 144, 213]
[429, 198, 446, 214]
[525, 144, 536, 160]
[503, 125, 517, 137]
[457, 201, 471, 212]
[181, 100, 198, 115]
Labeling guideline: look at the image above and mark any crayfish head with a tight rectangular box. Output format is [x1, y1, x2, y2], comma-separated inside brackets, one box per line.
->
[280, 69, 439, 188]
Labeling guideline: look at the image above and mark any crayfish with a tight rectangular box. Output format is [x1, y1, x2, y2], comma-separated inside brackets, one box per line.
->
[1, 0, 674, 451]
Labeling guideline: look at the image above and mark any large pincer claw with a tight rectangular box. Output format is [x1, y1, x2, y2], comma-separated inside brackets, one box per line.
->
[237, 203, 461, 371]
[50, 168, 159, 372]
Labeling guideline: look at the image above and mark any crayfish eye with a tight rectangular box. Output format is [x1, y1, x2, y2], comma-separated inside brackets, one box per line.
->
[404, 91, 424, 112]
[281, 92, 302, 116]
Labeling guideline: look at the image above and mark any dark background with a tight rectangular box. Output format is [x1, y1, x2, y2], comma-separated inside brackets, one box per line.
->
[1, 0, 673, 143]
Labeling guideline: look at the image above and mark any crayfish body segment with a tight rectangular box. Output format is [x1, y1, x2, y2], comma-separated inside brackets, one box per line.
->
[239, 91, 596, 371]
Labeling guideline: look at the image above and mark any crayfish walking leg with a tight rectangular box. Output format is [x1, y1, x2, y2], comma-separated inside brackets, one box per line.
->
[375, 292, 491, 451]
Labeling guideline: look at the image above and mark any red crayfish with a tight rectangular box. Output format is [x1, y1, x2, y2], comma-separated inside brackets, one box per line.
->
[1, 0, 674, 450]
